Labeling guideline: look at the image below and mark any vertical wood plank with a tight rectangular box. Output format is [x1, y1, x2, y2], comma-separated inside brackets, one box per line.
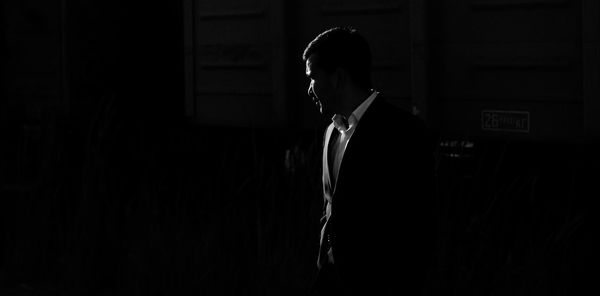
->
[183, 0, 195, 118]
[270, 0, 286, 126]
[60, 0, 69, 114]
[582, 0, 600, 138]
[409, 0, 429, 121]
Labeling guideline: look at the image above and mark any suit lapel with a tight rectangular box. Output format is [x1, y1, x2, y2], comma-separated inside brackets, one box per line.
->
[333, 96, 385, 195]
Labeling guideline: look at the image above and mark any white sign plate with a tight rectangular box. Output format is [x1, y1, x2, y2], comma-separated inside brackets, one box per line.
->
[481, 110, 530, 133]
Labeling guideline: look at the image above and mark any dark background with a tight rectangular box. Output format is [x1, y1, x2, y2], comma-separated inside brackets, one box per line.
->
[1, 0, 596, 295]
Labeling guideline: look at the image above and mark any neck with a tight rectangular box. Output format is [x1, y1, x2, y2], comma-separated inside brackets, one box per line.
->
[338, 87, 372, 118]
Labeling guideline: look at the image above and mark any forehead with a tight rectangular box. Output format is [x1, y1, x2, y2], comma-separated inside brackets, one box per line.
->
[305, 54, 320, 75]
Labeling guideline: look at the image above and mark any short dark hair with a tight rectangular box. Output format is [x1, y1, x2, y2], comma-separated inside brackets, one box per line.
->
[303, 27, 372, 89]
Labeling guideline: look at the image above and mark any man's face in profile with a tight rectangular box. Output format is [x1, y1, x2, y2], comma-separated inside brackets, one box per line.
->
[306, 54, 337, 118]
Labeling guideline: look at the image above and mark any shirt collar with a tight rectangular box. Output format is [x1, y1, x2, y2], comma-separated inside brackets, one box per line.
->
[332, 114, 349, 133]
[352, 90, 378, 124]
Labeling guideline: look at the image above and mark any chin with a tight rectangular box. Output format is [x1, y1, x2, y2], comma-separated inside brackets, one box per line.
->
[316, 101, 325, 115]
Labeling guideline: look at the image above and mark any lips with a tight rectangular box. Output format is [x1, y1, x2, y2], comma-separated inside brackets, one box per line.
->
[311, 96, 319, 106]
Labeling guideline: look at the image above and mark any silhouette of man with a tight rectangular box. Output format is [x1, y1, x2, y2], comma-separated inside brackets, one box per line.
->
[304, 27, 436, 295]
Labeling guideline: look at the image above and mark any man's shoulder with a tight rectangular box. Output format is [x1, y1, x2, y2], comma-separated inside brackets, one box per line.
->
[366, 95, 426, 130]
[362, 95, 433, 150]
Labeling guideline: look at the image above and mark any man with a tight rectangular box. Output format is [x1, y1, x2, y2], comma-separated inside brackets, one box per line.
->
[303, 27, 436, 295]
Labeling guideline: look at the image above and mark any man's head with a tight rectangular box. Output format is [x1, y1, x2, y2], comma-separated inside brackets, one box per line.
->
[303, 27, 372, 117]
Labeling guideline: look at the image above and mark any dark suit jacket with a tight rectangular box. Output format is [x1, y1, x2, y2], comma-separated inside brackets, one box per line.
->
[315, 95, 436, 295]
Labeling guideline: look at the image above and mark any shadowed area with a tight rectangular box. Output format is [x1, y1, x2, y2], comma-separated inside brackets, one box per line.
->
[1, 0, 595, 295]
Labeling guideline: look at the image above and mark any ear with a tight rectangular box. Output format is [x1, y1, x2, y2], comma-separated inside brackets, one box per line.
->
[331, 67, 346, 90]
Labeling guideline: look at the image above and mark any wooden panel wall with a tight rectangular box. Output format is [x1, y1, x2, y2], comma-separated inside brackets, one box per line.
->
[2, 0, 64, 110]
[430, 0, 585, 140]
[184, 0, 284, 127]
